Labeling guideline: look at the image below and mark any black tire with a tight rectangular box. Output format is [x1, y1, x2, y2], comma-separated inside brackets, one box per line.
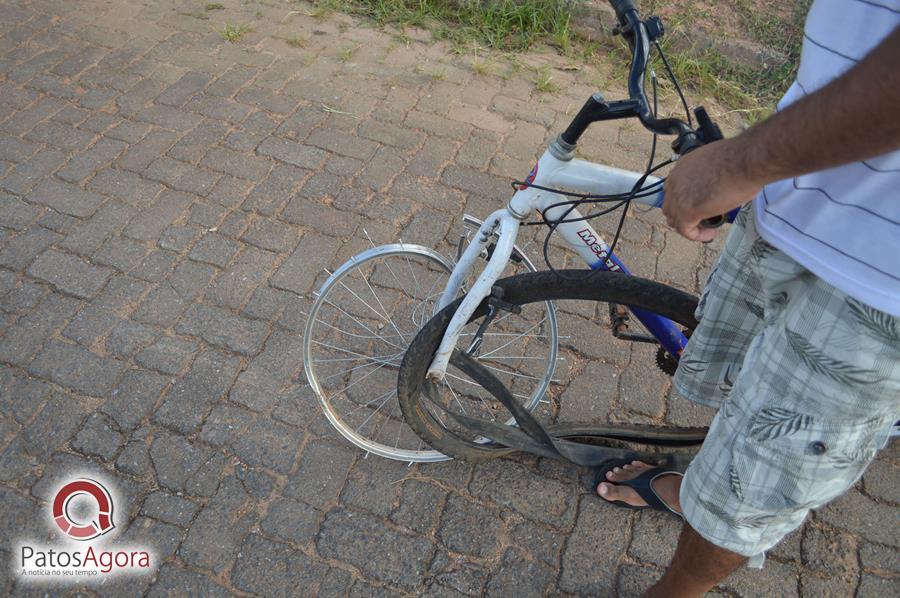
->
[397, 270, 700, 462]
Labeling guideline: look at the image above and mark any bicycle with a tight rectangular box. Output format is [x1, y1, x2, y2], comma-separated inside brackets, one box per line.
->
[304, 1, 721, 468]
[394, 0, 748, 465]
[305, 0, 742, 466]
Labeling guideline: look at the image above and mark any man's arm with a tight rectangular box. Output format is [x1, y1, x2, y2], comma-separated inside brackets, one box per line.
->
[662, 25, 900, 242]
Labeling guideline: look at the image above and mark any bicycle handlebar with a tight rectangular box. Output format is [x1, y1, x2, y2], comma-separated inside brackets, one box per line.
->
[610, 2, 692, 137]
[608, 0, 734, 229]
[609, 0, 638, 19]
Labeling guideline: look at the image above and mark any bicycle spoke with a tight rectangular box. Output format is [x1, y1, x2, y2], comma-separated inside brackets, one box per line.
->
[360, 272, 407, 344]
[442, 378, 468, 417]
[400, 241, 423, 300]
[312, 352, 405, 364]
[313, 316, 408, 344]
[311, 339, 396, 361]
[355, 389, 396, 432]
[335, 277, 407, 343]
[478, 316, 548, 359]
[324, 357, 391, 398]
[318, 353, 404, 385]
[320, 297, 405, 351]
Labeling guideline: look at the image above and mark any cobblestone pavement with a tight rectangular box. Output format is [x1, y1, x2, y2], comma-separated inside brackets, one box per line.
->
[0, 0, 897, 595]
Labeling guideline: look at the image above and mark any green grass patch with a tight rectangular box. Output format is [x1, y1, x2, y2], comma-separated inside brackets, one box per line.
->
[339, 44, 359, 61]
[636, 0, 810, 119]
[205, 2, 225, 10]
[533, 67, 558, 93]
[219, 22, 252, 42]
[285, 35, 308, 47]
[309, 0, 574, 52]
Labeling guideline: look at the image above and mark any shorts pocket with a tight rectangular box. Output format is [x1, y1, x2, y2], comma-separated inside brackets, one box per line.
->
[730, 409, 889, 511]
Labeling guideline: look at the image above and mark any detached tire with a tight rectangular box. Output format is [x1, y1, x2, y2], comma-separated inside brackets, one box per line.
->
[397, 270, 700, 461]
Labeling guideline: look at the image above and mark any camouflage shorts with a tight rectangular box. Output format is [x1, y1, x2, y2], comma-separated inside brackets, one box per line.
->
[673, 203, 900, 561]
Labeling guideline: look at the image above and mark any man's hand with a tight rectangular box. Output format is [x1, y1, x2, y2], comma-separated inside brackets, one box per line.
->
[661, 138, 763, 242]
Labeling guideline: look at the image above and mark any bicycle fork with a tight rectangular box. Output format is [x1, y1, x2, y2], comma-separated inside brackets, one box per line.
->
[427, 209, 521, 381]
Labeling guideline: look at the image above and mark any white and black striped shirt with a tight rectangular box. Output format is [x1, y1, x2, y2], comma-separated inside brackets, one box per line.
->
[754, 0, 900, 316]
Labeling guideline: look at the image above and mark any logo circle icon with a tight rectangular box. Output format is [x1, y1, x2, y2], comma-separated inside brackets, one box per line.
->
[52, 478, 115, 540]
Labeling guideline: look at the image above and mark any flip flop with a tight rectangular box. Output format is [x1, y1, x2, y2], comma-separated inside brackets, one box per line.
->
[593, 459, 684, 519]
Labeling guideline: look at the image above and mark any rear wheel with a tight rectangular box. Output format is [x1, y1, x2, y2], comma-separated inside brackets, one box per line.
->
[397, 270, 700, 461]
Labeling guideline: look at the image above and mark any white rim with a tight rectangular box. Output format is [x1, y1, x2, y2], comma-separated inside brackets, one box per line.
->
[303, 241, 558, 462]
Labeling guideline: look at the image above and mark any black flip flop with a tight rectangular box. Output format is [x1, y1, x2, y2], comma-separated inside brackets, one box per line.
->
[593, 459, 684, 519]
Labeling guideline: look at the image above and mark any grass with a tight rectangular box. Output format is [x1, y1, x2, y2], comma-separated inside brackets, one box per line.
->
[304, 0, 808, 117]
[471, 59, 494, 76]
[218, 22, 251, 42]
[339, 44, 358, 61]
[179, 10, 210, 20]
[204, 2, 225, 10]
[285, 35, 307, 48]
[308, 0, 574, 52]
[639, 0, 811, 120]
[533, 67, 558, 93]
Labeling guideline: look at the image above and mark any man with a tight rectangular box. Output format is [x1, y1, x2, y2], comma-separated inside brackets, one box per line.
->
[596, 1, 900, 595]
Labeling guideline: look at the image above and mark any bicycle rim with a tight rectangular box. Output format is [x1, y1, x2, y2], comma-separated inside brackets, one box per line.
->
[303, 243, 559, 462]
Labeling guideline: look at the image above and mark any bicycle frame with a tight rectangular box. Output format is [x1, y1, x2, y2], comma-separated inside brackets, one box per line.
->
[427, 143, 687, 381]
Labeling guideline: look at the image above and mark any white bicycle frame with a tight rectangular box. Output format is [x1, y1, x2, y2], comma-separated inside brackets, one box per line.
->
[426, 145, 664, 381]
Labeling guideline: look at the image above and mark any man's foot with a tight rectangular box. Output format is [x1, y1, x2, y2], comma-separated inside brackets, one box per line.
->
[597, 460, 683, 513]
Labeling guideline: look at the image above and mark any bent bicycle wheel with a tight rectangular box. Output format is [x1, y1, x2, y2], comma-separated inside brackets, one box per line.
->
[397, 270, 701, 462]
[303, 237, 559, 462]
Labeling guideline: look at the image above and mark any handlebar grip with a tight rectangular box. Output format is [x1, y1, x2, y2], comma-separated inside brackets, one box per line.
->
[655, 192, 740, 229]
[700, 215, 726, 229]
[701, 207, 742, 228]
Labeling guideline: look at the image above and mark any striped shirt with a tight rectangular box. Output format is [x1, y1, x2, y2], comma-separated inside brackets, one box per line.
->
[753, 0, 900, 317]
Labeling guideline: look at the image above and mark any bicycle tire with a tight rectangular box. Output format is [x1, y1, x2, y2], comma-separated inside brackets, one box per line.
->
[397, 270, 700, 462]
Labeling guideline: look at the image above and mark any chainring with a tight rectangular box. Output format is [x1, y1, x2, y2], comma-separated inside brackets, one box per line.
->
[655, 347, 679, 376]
[655, 328, 692, 376]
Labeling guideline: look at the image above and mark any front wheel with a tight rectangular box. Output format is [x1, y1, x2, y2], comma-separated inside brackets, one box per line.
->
[397, 270, 700, 462]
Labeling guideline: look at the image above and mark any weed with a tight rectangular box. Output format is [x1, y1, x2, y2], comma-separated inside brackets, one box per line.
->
[179, 10, 209, 20]
[255, 11, 263, 19]
[204, 2, 224, 10]
[533, 68, 558, 93]
[431, 68, 447, 81]
[308, 3, 332, 19]
[339, 44, 358, 61]
[503, 53, 523, 76]
[285, 36, 307, 48]
[322, 104, 360, 118]
[471, 59, 493, 76]
[219, 22, 251, 42]
[393, 31, 412, 47]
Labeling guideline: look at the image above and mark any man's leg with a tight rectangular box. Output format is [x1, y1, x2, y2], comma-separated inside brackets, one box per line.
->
[599, 463, 747, 597]
[646, 524, 746, 598]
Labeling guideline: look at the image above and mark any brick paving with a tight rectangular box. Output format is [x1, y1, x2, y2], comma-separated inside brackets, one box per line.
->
[0, 0, 897, 595]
